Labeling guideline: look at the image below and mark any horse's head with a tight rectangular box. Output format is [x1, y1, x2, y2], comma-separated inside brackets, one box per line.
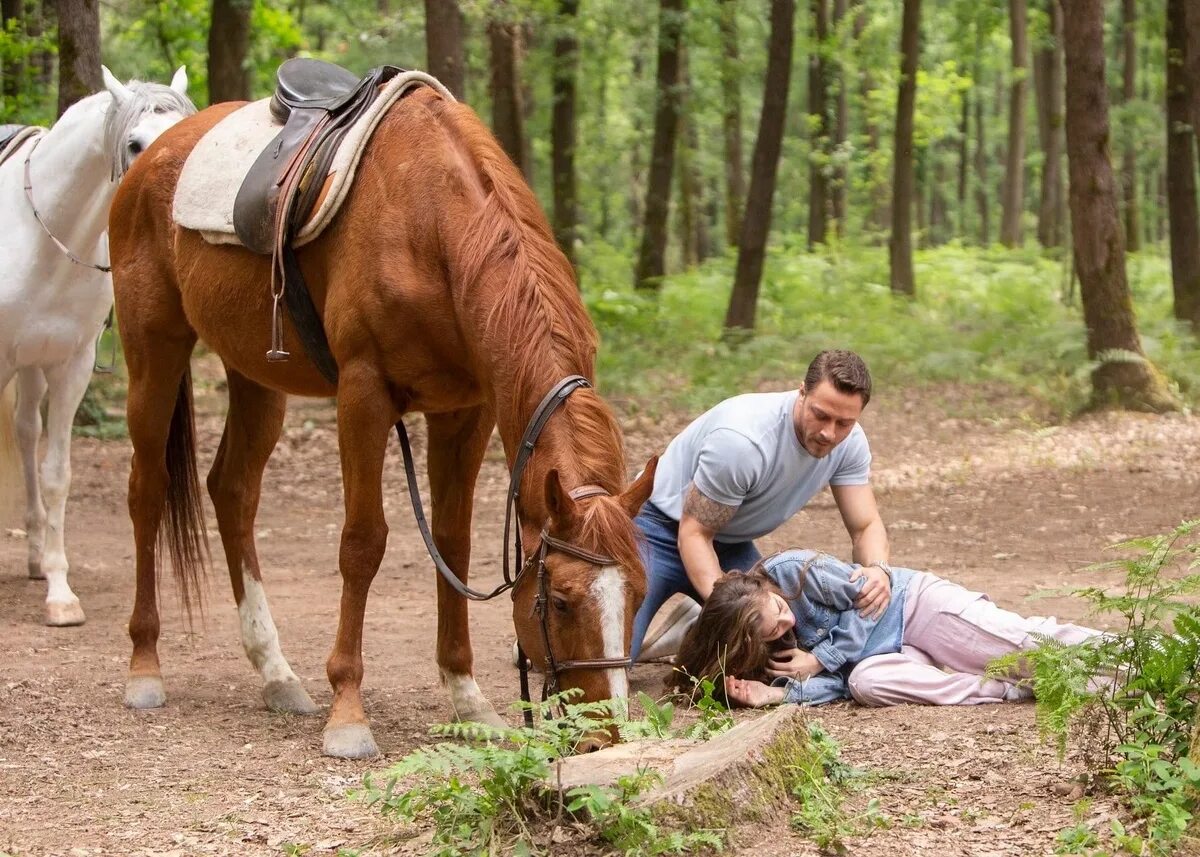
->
[511, 457, 658, 741]
[100, 65, 196, 180]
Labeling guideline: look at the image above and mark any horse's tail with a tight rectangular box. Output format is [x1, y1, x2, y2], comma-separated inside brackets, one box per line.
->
[0, 380, 20, 518]
[159, 368, 208, 622]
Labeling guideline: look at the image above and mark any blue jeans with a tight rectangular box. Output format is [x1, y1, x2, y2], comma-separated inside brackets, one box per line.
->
[630, 503, 761, 661]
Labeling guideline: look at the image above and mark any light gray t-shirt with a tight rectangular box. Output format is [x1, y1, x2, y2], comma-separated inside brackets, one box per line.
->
[649, 390, 871, 542]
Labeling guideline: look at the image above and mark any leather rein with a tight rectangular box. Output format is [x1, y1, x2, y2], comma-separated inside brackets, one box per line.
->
[394, 374, 631, 726]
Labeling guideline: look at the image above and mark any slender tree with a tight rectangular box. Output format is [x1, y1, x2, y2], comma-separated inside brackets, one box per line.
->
[425, 0, 466, 101]
[208, 0, 252, 104]
[1061, 0, 1175, 411]
[974, 66, 989, 244]
[550, 0, 580, 269]
[855, 4, 887, 233]
[634, 0, 686, 290]
[1166, 0, 1200, 328]
[724, 0, 797, 332]
[999, 0, 1028, 247]
[831, 0, 849, 237]
[889, 0, 920, 295]
[719, 0, 745, 247]
[1119, 0, 1140, 251]
[1, 0, 22, 109]
[957, 80, 970, 237]
[487, 4, 527, 175]
[1186, 0, 1200, 175]
[1033, 0, 1065, 247]
[807, 0, 829, 249]
[56, 0, 101, 116]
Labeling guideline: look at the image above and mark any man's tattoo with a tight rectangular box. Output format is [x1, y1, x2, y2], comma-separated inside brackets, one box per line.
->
[683, 483, 739, 532]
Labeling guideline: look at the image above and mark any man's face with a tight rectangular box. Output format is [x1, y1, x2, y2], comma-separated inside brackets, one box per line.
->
[793, 380, 865, 458]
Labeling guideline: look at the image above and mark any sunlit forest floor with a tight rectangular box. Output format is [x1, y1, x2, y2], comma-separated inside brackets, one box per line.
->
[1, 336, 1196, 854]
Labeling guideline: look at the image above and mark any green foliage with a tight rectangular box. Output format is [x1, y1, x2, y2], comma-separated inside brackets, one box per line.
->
[788, 723, 889, 853]
[582, 243, 1197, 417]
[358, 690, 732, 857]
[990, 520, 1200, 856]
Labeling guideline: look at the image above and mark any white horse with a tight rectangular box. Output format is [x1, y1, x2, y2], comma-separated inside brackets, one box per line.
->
[0, 67, 195, 626]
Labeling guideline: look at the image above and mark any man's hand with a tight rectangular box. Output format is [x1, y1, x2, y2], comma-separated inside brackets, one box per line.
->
[724, 676, 786, 708]
[766, 648, 824, 681]
[850, 564, 891, 619]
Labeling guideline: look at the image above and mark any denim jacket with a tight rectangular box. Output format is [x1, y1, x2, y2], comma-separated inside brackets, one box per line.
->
[758, 549, 915, 706]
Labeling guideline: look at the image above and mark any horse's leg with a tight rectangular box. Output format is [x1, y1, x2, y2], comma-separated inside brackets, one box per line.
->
[37, 346, 96, 626]
[206, 369, 316, 715]
[426, 405, 505, 728]
[122, 328, 197, 709]
[14, 368, 47, 581]
[323, 369, 393, 758]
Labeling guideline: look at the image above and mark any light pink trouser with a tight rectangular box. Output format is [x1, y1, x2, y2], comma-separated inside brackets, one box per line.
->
[847, 572, 1102, 707]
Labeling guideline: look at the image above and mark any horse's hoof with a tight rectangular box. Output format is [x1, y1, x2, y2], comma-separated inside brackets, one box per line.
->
[124, 676, 167, 709]
[44, 599, 85, 627]
[455, 704, 507, 730]
[323, 723, 379, 759]
[264, 679, 319, 715]
[28, 560, 45, 580]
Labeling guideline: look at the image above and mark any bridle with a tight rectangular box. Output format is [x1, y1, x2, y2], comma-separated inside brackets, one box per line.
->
[395, 374, 633, 725]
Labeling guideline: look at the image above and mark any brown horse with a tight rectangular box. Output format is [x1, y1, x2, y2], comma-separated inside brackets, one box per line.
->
[107, 87, 656, 758]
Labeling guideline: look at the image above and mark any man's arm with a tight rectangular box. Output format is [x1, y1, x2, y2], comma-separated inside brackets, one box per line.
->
[678, 483, 739, 600]
[830, 483, 891, 618]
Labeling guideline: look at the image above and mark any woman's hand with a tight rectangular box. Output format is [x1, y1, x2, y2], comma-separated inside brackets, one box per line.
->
[766, 648, 824, 680]
[724, 676, 786, 708]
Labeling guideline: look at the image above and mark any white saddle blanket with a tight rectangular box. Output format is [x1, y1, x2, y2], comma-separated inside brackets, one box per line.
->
[172, 70, 453, 247]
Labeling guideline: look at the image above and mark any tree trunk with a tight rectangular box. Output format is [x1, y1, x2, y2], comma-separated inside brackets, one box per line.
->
[634, 0, 686, 290]
[1000, 0, 1028, 247]
[519, 22, 535, 184]
[1166, 0, 1200, 328]
[831, 0, 849, 237]
[974, 65, 990, 245]
[1, 0, 23, 109]
[676, 47, 707, 267]
[1186, 0, 1200, 178]
[208, 0, 252, 104]
[56, 0, 101, 116]
[957, 87, 970, 238]
[855, 4, 887, 234]
[488, 5, 527, 176]
[889, 0, 920, 296]
[1061, 0, 1175, 412]
[551, 0, 579, 268]
[1120, 0, 1139, 252]
[719, 0, 745, 247]
[32, 0, 53, 88]
[807, 0, 829, 249]
[723, 0, 796, 332]
[929, 147, 949, 245]
[425, 0, 466, 101]
[1033, 0, 1065, 247]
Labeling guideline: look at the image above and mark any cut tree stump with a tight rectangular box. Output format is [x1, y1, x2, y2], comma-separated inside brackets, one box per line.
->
[549, 705, 812, 830]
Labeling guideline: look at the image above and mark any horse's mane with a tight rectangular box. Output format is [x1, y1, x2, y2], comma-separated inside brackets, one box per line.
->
[103, 81, 197, 180]
[427, 97, 629, 496]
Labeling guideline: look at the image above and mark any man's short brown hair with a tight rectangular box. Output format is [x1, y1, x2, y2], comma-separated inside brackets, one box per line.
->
[803, 350, 872, 406]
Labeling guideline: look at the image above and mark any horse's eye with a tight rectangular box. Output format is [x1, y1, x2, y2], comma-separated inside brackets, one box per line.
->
[128, 140, 143, 154]
[551, 595, 569, 613]
[153, 105, 167, 114]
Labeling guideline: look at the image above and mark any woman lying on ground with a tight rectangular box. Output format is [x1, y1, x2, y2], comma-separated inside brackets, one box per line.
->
[671, 549, 1102, 708]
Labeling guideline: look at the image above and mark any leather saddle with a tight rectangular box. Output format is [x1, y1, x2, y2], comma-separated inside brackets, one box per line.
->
[232, 58, 403, 385]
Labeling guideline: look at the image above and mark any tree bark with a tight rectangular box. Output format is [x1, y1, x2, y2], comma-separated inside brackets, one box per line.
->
[889, 0, 920, 295]
[1000, 0, 1027, 247]
[1185, 0, 1200, 177]
[719, 0, 745, 247]
[1061, 0, 1175, 412]
[56, 0, 101, 116]
[831, 0, 849, 237]
[723, 0, 796, 332]
[1120, 0, 1139, 251]
[807, 0, 829, 249]
[634, 0, 686, 290]
[1166, 0, 1200, 328]
[425, 0, 466, 101]
[551, 0, 579, 269]
[208, 0, 252, 104]
[488, 4, 527, 176]
[1033, 0, 1065, 247]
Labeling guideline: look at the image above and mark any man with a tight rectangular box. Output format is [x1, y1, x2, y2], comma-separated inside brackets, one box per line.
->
[631, 349, 891, 662]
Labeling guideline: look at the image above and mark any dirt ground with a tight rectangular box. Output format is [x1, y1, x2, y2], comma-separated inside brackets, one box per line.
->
[1, 365, 1198, 857]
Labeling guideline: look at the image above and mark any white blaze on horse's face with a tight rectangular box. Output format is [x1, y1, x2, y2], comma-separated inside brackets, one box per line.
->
[591, 564, 629, 699]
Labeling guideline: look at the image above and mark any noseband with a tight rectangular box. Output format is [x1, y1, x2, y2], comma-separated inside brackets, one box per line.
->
[395, 375, 632, 725]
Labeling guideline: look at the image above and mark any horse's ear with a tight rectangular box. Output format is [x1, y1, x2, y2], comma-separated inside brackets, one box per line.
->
[619, 455, 658, 519]
[101, 65, 131, 106]
[544, 468, 578, 529]
[170, 66, 188, 96]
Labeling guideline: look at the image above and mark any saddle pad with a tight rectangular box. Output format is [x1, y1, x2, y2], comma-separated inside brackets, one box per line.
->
[172, 70, 454, 248]
[0, 126, 45, 170]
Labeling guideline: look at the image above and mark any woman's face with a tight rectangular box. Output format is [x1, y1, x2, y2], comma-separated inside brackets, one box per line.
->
[757, 592, 795, 642]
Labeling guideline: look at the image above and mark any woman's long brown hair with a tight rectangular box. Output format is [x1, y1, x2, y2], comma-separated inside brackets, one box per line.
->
[669, 570, 797, 704]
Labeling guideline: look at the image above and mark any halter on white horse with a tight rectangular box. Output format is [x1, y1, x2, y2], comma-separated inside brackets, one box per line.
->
[0, 67, 194, 627]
